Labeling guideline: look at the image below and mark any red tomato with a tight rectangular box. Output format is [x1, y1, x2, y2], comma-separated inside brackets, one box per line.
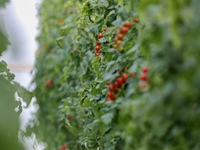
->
[103, 28, 107, 31]
[109, 94, 116, 101]
[120, 27, 128, 34]
[106, 81, 110, 86]
[59, 145, 68, 150]
[122, 73, 128, 83]
[142, 66, 148, 73]
[96, 41, 101, 46]
[109, 85, 114, 92]
[45, 80, 52, 87]
[96, 52, 100, 56]
[130, 72, 136, 77]
[133, 17, 139, 23]
[114, 81, 122, 89]
[117, 77, 124, 85]
[63, 145, 68, 150]
[98, 33, 104, 39]
[139, 83, 147, 89]
[107, 92, 112, 98]
[117, 34, 124, 40]
[95, 45, 100, 51]
[124, 22, 132, 28]
[140, 73, 147, 81]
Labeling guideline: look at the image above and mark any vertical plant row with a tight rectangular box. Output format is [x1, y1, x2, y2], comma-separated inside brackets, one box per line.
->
[31, 0, 200, 149]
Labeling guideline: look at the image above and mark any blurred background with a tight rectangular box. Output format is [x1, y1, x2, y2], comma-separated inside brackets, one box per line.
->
[0, 0, 43, 149]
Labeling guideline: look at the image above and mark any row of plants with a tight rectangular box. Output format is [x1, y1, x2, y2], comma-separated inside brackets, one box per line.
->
[30, 0, 200, 149]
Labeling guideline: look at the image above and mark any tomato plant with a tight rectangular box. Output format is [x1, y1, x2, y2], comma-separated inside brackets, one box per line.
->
[29, 0, 200, 149]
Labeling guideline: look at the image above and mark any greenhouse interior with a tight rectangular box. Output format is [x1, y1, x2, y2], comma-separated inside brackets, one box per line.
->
[0, 0, 200, 150]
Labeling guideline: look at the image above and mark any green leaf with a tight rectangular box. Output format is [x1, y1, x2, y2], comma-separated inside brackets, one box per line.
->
[0, 31, 10, 55]
[112, 18, 122, 26]
[117, 7, 128, 21]
[89, 24, 99, 35]
[101, 113, 114, 125]
[0, 60, 15, 81]
[56, 36, 63, 48]
[60, 25, 73, 36]
[81, 97, 93, 107]
[91, 57, 100, 76]
[14, 83, 33, 108]
[97, 0, 109, 7]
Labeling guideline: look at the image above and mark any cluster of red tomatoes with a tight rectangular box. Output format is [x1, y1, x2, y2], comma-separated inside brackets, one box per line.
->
[106, 66, 149, 102]
[95, 17, 139, 56]
[139, 66, 149, 90]
[112, 17, 139, 52]
[113, 21, 132, 51]
[95, 40, 101, 57]
[95, 28, 107, 57]
[106, 72, 134, 102]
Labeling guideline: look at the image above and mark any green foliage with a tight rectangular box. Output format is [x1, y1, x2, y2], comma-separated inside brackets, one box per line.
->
[0, 76, 23, 150]
[0, 8, 33, 148]
[0, 59, 33, 150]
[0, 62, 33, 150]
[32, 0, 200, 149]
[0, 31, 10, 54]
[129, 0, 200, 149]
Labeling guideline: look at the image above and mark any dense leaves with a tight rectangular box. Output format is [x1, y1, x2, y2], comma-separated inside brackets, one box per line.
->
[32, 0, 200, 149]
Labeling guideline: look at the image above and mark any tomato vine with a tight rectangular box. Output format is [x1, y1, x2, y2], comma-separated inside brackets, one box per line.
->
[30, 0, 200, 150]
